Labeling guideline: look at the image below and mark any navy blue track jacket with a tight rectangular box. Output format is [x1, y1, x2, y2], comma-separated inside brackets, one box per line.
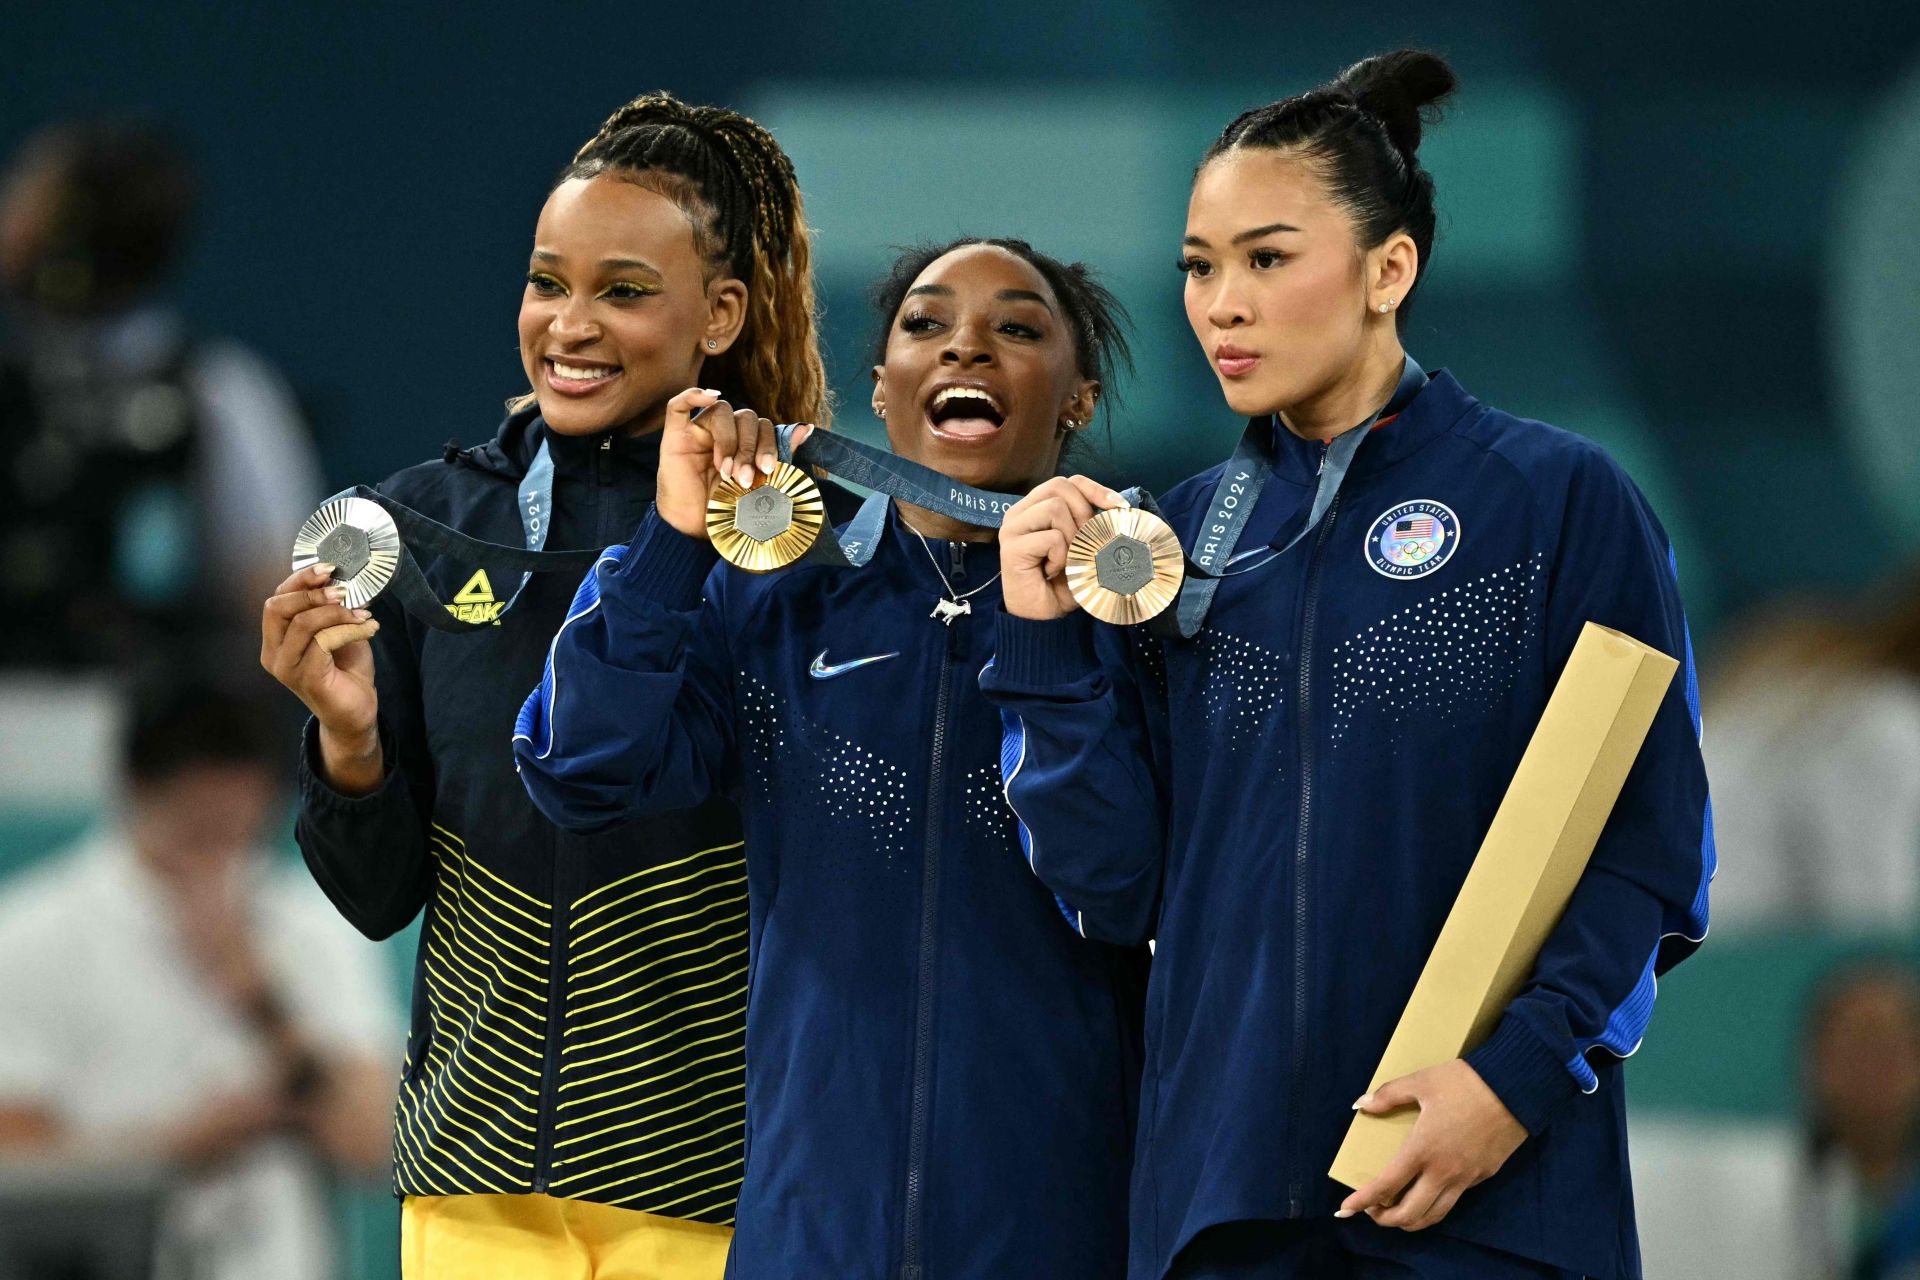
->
[978, 371, 1714, 1280]
[514, 505, 1148, 1279]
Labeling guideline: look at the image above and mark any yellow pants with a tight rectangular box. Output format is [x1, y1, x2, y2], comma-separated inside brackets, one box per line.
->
[402, 1194, 732, 1280]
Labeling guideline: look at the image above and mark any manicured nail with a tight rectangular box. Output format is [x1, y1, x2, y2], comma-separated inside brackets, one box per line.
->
[1111, 492, 1130, 508]
[703, 388, 722, 396]
[757, 456, 774, 475]
[325, 587, 346, 604]
[1334, 1209, 1357, 1219]
[352, 609, 372, 621]
[1352, 1094, 1372, 1110]
[316, 562, 336, 575]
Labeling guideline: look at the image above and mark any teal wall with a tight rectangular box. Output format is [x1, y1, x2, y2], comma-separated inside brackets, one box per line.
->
[4, 1, 1918, 649]
[5, 4, 1920, 1274]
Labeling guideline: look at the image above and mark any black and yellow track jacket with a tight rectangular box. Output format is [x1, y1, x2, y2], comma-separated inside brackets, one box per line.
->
[296, 405, 841, 1223]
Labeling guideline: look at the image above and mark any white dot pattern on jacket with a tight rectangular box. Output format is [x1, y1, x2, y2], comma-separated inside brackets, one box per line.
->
[1330, 554, 1545, 746]
[1129, 628, 1169, 698]
[739, 673, 914, 870]
[962, 762, 1016, 837]
[1197, 628, 1291, 753]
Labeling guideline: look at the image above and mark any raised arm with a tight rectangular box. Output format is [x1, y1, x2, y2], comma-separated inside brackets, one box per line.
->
[514, 388, 782, 831]
[980, 476, 1170, 945]
[265, 559, 435, 942]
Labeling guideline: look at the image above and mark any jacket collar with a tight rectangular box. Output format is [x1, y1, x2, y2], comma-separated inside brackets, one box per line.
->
[1259, 368, 1480, 486]
[874, 501, 1003, 604]
[458, 403, 663, 482]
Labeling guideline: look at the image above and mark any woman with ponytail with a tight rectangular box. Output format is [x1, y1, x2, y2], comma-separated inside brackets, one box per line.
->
[260, 93, 846, 1278]
[984, 51, 1713, 1279]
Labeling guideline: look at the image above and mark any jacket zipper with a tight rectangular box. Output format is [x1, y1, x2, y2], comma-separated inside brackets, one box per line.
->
[1287, 488, 1341, 1216]
[534, 433, 612, 1193]
[901, 546, 963, 1279]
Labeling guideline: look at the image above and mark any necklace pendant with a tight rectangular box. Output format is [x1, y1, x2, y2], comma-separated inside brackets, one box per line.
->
[930, 597, 971, 625]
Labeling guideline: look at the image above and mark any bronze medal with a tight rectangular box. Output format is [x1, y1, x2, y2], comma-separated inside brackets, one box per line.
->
[291, 496, 401, 608]
[707, 462, 826, 573]
[1065, 507, 1186, 626]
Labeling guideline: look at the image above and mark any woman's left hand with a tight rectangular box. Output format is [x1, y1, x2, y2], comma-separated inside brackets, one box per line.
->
[1335, 1059, 1527, 1231]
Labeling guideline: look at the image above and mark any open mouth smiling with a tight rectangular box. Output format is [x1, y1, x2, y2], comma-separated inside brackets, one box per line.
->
[924, 383, 1008, 442]
[544, 357, 623, 395]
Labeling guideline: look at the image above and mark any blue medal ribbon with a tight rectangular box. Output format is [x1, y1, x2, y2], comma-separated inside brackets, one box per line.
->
[1143, 355, 1427, 638]
[775, 426, 1025, 568]
[759, 359, 1425, 636]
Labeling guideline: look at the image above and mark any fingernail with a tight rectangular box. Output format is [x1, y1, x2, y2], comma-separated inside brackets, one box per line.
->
[326, 588, 346, 603]
[1352, 1094, 1373, 1110]
[703, 388, 722, 396]
[1111, 492, 1130, 508]
[352, 609, 372, 621]
[757, 457, 774, 475]
[1334, 1209, 1357, 1219]
[316, 563, 336, 575]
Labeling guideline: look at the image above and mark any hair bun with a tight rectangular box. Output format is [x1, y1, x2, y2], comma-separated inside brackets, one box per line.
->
[1334, 49, 1457, 158]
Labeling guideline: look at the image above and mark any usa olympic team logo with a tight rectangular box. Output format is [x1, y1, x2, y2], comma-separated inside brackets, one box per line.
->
[1366, 500, 1460, 579]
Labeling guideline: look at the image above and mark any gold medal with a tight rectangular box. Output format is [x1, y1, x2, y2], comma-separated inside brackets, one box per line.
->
[707, 462, 826, 573]
[292, 496, 401, 608]
[1065, 507, 1186, 626]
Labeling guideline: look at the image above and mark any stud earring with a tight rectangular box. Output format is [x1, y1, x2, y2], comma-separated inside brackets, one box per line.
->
[876, 407, 887, 419]
[1377, 302, 1390, 314]
[707, 339, 718, 350]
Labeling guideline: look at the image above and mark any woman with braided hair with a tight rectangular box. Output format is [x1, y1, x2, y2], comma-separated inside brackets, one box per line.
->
[261, 92, 850, 1278]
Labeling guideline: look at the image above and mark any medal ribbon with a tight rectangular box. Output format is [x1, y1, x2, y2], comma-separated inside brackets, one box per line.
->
[1142, 355, 1427, 639]
[326, 438, 602, 633]
[775, 426, 1025, 567]
[753, 359, 1423, 633]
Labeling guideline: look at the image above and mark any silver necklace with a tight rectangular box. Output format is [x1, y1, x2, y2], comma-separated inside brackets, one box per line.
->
[910, 525, 1002, 625]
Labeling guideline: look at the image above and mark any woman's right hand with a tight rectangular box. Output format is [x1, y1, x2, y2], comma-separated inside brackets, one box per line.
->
[261, 565, 384, 793]
[999, 475, 1131, 621]
[656, 387, 814, 539]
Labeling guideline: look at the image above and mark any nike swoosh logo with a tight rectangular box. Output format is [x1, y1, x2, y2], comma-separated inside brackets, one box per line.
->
[809, 649, 899, 680]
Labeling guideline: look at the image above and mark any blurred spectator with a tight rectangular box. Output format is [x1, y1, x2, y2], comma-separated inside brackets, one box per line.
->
[0, 118, 321, 671]
[1799, 962, 1920, 1280]
[1705, 566, 1920, 932]
[0, 675, 400, 1280]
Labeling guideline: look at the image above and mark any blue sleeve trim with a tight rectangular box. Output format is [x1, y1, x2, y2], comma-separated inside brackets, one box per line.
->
[987, 657, 1084, 937]
[1566, 545, 1715, 1084]
[1671, 545, 1717, 940]
[512, 545, 626, 761]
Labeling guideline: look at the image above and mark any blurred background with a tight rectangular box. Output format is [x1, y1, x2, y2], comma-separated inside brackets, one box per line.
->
[2, 1, 1919, 1276]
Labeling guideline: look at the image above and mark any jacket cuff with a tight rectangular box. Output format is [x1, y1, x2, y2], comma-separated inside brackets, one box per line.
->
[609, 508, 719, 613]
[1463, 1012, 1584, 1137]
[991, 612, 1101, 688]
[298, 716, 399, 812]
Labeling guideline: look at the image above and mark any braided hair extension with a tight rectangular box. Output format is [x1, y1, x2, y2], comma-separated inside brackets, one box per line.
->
[557, 92, 829, 426]
[1201, 50, 1457, 326]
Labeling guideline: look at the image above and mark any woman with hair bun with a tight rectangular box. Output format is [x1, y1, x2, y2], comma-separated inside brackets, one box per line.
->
[261, 93, 848, 1278]
[985, 50, 1713, 1279]
[518, 237, 1147, 1280]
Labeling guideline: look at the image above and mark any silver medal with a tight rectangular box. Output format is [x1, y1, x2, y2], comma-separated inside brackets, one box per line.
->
[291, 496, 401, 608]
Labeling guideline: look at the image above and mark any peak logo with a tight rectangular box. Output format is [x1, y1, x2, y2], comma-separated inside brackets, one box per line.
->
[446, 569, 505, 625]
